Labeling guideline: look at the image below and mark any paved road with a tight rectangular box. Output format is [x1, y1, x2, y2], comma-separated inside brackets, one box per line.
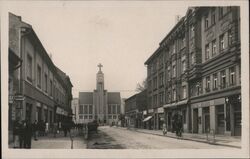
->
[87, 126, 235, 149]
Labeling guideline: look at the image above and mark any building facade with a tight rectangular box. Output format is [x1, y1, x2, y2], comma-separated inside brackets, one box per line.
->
[125, 90, 147, 129]
[8, 13, 73, 131]
[144, 7, 241, 136]
[71, 98, 79, 124]
[78, 64, 121, 125]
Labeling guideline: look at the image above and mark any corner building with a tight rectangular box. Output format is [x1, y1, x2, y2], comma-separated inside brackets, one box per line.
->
[144, 7, 241, 136]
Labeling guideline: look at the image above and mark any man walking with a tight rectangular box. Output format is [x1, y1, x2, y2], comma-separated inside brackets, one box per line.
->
[32, 120, 38, 141]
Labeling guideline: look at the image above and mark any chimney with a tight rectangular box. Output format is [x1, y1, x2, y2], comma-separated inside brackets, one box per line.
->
[175, 15, 181, 24]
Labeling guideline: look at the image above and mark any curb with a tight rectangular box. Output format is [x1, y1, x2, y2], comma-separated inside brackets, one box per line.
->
[114, 127, 241, 149]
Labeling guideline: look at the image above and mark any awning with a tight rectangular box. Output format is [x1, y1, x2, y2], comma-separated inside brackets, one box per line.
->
[163, 99, 188, 108]
[143, 116, 152, 122]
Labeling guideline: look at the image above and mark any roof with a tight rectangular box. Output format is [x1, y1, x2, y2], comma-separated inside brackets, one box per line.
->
[56, 66, 73, 87]
[107, 92, 121, 104]
[79, 92, 93, 104]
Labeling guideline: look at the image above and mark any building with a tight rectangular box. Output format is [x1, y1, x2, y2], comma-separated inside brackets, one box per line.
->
[78, 64, 121, 125]
[8, 13, 73, 132]
[144, 7, 241, 136]
[125, 90, 147, 129]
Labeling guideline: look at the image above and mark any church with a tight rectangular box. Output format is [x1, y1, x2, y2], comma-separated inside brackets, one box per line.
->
[78, 64, 121, 125]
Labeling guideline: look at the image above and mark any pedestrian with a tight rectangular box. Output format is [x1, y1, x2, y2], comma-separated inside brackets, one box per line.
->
[53, 122, 58, 137]
[162, 123, 167, 135]
[19, 120, 25, 148]
[13, 119, 22, 148]
[32, 120, 38, 141]
[24, 120, 32, 149]
[42, 120, 46, 136]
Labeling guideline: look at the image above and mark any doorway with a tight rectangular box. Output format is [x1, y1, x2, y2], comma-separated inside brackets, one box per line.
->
[216, 105, 225, 134]
[193, 108, 198, 133]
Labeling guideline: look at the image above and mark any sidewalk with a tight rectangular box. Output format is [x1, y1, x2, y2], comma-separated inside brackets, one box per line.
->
[115, 126, 241, 148]
[9, 129, 87, 149]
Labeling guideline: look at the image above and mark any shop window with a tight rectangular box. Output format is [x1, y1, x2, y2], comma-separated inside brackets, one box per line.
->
[217, 105, 225, 127]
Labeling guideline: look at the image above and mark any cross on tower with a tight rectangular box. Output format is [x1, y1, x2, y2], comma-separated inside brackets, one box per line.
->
[98, 63, 103, 71]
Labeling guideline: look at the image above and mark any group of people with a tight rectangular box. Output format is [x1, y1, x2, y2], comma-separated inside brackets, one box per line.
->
[12, 118, 74, 148]
[162, 113, 183, 138]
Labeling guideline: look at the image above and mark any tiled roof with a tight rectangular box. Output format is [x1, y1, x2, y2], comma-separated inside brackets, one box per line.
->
[107, 92, 121, 104]
[79, 92, 93, 104]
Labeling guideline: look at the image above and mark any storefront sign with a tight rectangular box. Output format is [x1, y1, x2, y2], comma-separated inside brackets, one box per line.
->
[14, 95, 25, 101]
[56, 107, 64, 115]
[36, 102, 41, 107]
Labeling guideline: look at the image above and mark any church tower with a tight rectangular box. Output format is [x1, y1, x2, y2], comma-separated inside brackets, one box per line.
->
[96, 63, 104, 91]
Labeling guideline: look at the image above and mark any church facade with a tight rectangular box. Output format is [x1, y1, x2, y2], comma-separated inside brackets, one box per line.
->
[78, 64, 121, 125]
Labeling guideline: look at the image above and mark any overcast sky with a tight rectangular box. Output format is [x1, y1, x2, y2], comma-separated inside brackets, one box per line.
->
[5, 1, 190, 98]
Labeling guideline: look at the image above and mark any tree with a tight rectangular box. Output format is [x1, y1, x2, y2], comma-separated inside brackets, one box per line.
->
[135, 79, 147, 92]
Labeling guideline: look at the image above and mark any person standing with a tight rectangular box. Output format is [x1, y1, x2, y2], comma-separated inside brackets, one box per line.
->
[45, 121, 49, 136]
[19, 120, 25, 148]
[32, 120, 38, 141]
[53, 122, 58, 138]
[13, 119, 21, 148]
[24, 120, 32, 149]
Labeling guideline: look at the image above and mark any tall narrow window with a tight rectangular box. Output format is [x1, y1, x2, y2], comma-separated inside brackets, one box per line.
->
[205, 44, 210, 60]
[182, 60, 186, 73]
[191, 52, 195, 65]
[219, 7, 224, 19]
[159, 73, 164, 87]
[79, 105, 83, 114]
[212, 40, 217, 56]
[228, 29, 233, 46]
[37, 65, 41, 88]
[220, 34, 225, 51]
[44, 74, 48, 92]
[190, 25, 195, 38]
[229, 67, 236, 86]
[206, 76, 211, 92]
[182, 86, 187, 99]
[211, 10, 216, 25]
[213, 73, 218, 90]
[173, 89, 176, 101]
[26, 54, 32, 82]
[220, 70, 226, 89]
[172, 65, 176, 77]
[167, 66, 171, 80]
[89, 105, 93, 114]
[49, 80, 53, 96]
[205, 14, 209, 29]
[84, 105, 88, 114]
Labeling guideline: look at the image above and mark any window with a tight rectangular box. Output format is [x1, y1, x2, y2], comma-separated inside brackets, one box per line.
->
[159, 73, 164, 86]
[148, 80, 152, 91]
[219, 7, 224, 19]
[205, 44, 210, 60]
[172, 89, 176, 101]
[108, 115, 112, 119]
[180, 37, 186, 49]
[49, 80, 53, 96]
[173, 42, 176, 54]
[229, 67, 236, 86]
[117, 105, 120, 114]
[113, 115, 117, 119]
[190, 25, 195, 38]
[191, 52, 195, 65]
[172, 65, 176, 77]
[211, 10, 216, 25]
[153, 77, 157, 89]
[219, 34, 225, 51]
[182, 60, 186, 73]
[112, 105, 116, 114]
[182, 110, 186, 124]
[196, 83, 201, 96]
[108, 105, 112, 114]
[205, 14, 209, 29]
[89, 105, 93, 114]
[182, 86, 187, 99]
[79, 105, 83, 114]
[89, 115, 93, 119]
[79, 115, 83, 119]
[212, 40, 217, 56]
[159, 92, 164, 104]
[84, 105, 88, 114]
[206, 76, 211, 92]
[167, 66, 171, 80]
[44, 74, 48, 92]
[220, 70, 226, 89]
[159, 56, 163, 68]
[37, 65, 41, 88]
[153, 95, 157, 105]
[213, 73, 218, 90]
[26, 54, 32, 82]
[84, 115, 88, 119]
[228, 29, 233, 46]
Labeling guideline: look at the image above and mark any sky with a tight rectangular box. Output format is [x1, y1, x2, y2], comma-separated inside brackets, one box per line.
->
[4, 1, 189, 98]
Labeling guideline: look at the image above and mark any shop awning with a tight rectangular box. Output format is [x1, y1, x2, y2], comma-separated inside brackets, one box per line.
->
[143, 116, 152, 122]
[163, 99, 188, 108]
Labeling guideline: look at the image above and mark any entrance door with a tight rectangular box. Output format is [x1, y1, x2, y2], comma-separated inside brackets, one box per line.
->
[203, 107, 210, 133]
[167, 112, 172, 131]
[26, 103, 32, 122]
[234, 103, 241, 136]
[216, 105, 225, 134]
[193, 109, 198, 133]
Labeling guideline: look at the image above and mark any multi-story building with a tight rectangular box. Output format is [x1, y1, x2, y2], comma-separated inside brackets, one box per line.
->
[144, 6, 241, 136]
[8, 13, 73, 132]
[71, 98, 79, 124]
[125, 90, 147, 128]
[78, 64, 121, 125]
